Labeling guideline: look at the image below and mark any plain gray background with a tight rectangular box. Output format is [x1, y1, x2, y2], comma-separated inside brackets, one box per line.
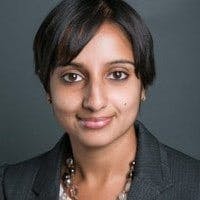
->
[0, 0, 199, 165]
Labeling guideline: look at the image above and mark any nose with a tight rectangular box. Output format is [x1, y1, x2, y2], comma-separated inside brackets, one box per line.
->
[82, 80, 107, 112]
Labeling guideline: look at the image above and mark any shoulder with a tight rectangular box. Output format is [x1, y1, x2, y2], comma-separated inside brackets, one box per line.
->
[161, 142, 199, 173]
[0, 152, 47, 199]
[137, 120, 199, 178]
[0, 148, 54, 180]
[0, 154, 41, 180]
[159, 142, 200, 193]
[0, 134, 65, 199]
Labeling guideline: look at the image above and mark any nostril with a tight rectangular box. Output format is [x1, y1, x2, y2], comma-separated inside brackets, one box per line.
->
[82, 81, 107, 111]
[82, 98, 107, 112]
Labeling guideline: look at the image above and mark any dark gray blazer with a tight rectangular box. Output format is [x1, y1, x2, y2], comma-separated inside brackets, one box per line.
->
[0, 121, 199, 200]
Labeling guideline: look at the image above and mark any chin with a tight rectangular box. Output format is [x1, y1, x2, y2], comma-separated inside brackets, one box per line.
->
[69, 125, 132, 149]
[74, 138, 118, 149]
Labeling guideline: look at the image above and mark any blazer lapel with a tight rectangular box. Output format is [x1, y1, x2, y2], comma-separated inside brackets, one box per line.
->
[32, 134, 69, 200]
[127, 121, 173, 200]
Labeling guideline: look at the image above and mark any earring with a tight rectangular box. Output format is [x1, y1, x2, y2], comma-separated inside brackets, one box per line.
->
[141, 96, 146, 102]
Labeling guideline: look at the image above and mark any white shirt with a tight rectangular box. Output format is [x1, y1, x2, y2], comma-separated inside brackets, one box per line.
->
[59, 184, 72, 200]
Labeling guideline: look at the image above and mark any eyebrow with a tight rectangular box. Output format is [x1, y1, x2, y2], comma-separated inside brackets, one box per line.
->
[108, 59, 135, 66]
[67, 59, 135, 68]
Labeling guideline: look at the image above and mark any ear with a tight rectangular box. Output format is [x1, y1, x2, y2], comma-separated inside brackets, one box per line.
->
[141, 88, 146, 101]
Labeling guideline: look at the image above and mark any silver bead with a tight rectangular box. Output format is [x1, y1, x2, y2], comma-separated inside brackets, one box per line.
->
[65, 174, 70, 179]
[69, 168, 75, 174]
[64, 178, 72, 187]
[125, 180, 132, 192]
[127, 171, 133, 179]
[132, 161, 136, 165]
[118, 192, 127, 200]
[66, 158, 74, 166]
[130, 165, 134, 171]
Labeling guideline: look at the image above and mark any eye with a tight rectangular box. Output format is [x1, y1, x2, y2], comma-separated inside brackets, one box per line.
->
[62, 73, 83, 83]
[107, 71, 128, 80]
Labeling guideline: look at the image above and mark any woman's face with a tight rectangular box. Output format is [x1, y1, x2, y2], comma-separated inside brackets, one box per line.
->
[49, 22, 145, 148]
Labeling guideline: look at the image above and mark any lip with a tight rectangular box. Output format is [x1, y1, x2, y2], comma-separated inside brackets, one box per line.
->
[78, 116, 113, 129]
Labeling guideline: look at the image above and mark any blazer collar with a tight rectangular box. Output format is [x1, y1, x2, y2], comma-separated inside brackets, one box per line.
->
[32, 121, 173, 200]
[32, 134, 69, 199]
[127, 121, 173, 199]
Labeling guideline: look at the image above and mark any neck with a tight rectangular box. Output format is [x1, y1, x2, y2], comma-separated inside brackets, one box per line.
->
[68, 126, 137, 185]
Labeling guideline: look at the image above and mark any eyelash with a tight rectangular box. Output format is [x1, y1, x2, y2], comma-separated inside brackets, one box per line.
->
[107, 71, 128, 80]
[61, 71, 129, 83]
[61, 73, 84, 83]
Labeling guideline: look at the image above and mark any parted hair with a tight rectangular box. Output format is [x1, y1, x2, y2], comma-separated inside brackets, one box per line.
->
[33, 0, 156, 93]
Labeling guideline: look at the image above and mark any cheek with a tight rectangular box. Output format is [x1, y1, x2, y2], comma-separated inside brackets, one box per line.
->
[51, 89, 82, 116]
[109, 85, 141, 113]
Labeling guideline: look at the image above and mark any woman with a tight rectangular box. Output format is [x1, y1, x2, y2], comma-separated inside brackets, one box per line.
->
[0, 0, 199, 199]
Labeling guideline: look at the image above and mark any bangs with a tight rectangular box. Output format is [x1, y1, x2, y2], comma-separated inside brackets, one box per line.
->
[55, 1, 113, 67]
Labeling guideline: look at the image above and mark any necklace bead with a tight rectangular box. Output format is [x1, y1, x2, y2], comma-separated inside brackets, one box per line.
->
[62, 157, 135, 200]
[117, 192, 127, 200]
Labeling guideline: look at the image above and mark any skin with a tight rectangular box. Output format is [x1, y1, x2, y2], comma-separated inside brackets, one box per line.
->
[48, 22, 145, 199]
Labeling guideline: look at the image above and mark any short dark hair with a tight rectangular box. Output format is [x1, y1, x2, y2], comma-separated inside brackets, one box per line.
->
[33, 0, 155, 93]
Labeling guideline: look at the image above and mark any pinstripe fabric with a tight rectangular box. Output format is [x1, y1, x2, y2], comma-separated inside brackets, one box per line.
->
[0, 121, 199, 200]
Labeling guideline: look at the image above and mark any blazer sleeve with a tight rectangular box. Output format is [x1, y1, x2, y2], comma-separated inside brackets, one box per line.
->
[0, 164, 7, 200]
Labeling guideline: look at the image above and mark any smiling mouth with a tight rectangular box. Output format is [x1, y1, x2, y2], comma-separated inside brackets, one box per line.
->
[78, 116, 113, 129]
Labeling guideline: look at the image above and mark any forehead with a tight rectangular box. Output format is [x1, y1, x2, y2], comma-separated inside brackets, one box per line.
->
[71, 22, 134, 65]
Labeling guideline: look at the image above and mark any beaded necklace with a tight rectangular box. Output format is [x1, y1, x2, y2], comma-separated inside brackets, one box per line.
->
[61, 157, 135, 200]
